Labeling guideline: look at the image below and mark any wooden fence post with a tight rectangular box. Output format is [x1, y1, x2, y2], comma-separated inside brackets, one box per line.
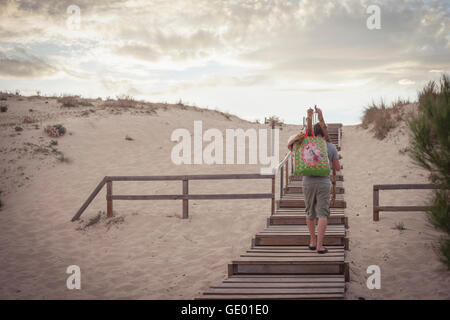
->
[280, 166, 284, 197]
[271, 176, 275, 215]
[285, 160, 289, 190]
[107, 180, 113, 217]
[182, 177, 189, 219]
[373, 185, 379, 221]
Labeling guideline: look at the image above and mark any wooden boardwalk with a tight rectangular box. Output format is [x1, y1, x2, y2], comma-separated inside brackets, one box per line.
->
[198, 126, 348, 300]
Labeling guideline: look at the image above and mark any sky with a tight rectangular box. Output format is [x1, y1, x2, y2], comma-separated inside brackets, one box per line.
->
[0, 0, 449, 124]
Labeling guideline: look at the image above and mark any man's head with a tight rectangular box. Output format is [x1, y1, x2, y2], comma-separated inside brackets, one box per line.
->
[314, 123, 325, 137]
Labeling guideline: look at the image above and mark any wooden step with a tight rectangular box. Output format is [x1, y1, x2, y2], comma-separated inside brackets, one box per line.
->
[285, 186, 345, 194]
[269, 214, 348, 227]
[291, 175, 344, 182]
[278, 198, 346, 209]
[254, 225, 348, 248]
[227, 251, 348, 279]
[275, 208, 346, 214]
[198, 275, 346, 299]
[281, 194, 345, 201]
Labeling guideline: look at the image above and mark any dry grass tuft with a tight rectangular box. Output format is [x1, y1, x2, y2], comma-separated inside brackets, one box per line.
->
[361, 98, 411, 139]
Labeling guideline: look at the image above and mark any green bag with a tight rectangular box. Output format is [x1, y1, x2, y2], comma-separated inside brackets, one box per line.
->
[294, 136, 330, 176]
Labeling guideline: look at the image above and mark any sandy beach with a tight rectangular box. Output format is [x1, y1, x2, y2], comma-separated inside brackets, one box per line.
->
[0, 96, 449, 299]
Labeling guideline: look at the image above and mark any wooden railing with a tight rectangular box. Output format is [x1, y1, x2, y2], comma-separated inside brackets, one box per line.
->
[373, 184, 440, 221]
[277, 151, 293, 198]
[72, 174, 277, 221]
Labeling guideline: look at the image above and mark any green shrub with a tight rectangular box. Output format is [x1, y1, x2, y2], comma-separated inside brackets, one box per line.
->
[427, 190, 450, 233]
[407, 74, 450, 268]
[437, 238, 450, 269]
[408, 74, 450, 190]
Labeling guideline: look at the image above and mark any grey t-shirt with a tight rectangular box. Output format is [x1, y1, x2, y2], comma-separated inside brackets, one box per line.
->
[302, 141, 339, 186]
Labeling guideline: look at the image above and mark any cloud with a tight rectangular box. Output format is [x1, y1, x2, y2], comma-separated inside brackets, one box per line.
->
[398, 79, 415, 85]
[0, 0, 448, 120]
[0, 47, 58, 78]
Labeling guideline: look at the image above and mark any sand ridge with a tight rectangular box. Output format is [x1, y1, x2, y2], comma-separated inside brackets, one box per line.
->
[0, 97, 448, 299]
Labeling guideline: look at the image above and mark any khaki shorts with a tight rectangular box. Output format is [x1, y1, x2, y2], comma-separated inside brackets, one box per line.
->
[303, 183, 331, 219]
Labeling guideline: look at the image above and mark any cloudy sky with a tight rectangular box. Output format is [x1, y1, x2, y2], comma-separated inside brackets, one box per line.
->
[0, 0, 448, 124]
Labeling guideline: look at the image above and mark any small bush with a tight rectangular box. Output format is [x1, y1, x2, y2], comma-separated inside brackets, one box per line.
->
[393, 221, 406, 230]
[78, 99, 94, 107]
[0, 103, 7, 112]
[0, 199, 3, 209]
[45, 124, 66, 137]
[15, 126, 23, 132]
[57, 154, 71, 163]
[23, 116, 34, 124]
[103, 95, 137, 108]
[58, 96, 79, 108]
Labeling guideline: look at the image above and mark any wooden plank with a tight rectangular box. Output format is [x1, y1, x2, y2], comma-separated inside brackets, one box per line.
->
[234, 256, 344, 263]
[285, 186, 345, 194]
[182, 178, 188, 219]
[292, 175, 344, 182]
[255, 235, 344, 246]
[374, 184, 440, 190]
[269, 216, 346, 226]
[247, 248, 345, 254]
[107, 174, 275, 181]
[224, 276, 345, 283]
[240, 253, 343, 259]
[72, 177, 107, 221]
[228, 274, 344, 279]
[106, 180, 113, 218]
[214, 282, 344, 289]
[204, 287, 344, 294]
[198, 293, 344, 300]
[235, 264, 342, 275]
[250, 245, 345, 251]
[376, 206, 430, 212]
[279, 199, 346, 209]
[111, 193, 274, 200]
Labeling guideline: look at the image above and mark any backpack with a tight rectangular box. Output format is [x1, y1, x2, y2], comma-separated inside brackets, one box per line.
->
[294, 133, 330, 176]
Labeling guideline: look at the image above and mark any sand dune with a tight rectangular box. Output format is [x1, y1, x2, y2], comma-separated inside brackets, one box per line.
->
[0, 97, 448, 299]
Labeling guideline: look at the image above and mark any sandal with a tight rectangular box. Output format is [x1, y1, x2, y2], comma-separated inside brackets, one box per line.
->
[317, 247, 328, 254]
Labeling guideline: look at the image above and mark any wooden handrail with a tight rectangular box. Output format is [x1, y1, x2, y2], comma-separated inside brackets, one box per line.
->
[373, 184, 441, 221]
[275, 152, 292, 198]
[72, 174, 276, 221]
